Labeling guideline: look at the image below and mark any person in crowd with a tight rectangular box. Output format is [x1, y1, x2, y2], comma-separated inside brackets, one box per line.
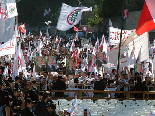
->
[21, 98, 35, 116]
[0, 61, 5, 74]
[34, 91, 49, 116]
[110, 69, 116, 80]
[134, 72, 140, 82]
[50, 74, 58, 89]
[94, 76, 106, 97]
[11, 88, 24, 116]
[4, 76, 14, 96]
[25, 81, 38, 104]
[58, 109, 71, 116]
[86, 72, 95, 85]
[46, 100, 58, 116]
[14, 76, 21, 90]
[40, 77, 48, 90]
[0, 79, 13, 116]
[143, 76, 153, 86]
[133, 77, 148, 98]
[32, 80, 39, 94]
[78, 71, 87, 84]
[0, 81, 7, 115]
[53, 75, 66, 97]
[84, 109, 88, 116]
[57, 68, 64, 76]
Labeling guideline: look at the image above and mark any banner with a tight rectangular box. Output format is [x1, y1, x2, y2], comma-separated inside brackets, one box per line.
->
[57, 3, 92, 31]
[0, 38, 16, 56]
[109, 27, 134, 45]
[6, 3, 18, 18]
[108, 31, 149, 69]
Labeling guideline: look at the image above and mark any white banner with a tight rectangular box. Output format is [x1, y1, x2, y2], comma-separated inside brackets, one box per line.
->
[109, 27, 134, 45]
[6, 3, 18, 18]
[57, 3, 92, 31]
[108, 31, 149, 68]
[0, 38, 16, 56]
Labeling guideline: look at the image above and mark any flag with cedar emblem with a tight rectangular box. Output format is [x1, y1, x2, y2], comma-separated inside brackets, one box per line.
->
[6, 3, 18, 18]
[19, 23, 26, 33]
[57, 3, 92, 31]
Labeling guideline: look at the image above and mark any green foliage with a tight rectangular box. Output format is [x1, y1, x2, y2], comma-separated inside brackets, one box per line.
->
[99, 0, 124, 18]
[17, 0, 145, 28]
[126, 0, 145, 11]
[88, 5, 103, 27]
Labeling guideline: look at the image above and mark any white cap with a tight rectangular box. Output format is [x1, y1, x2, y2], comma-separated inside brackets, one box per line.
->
[62, 75, 66, 78]
[105, 74, 110, 78]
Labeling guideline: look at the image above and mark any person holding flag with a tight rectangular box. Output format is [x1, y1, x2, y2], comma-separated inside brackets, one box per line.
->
[83, 104, 91, 116]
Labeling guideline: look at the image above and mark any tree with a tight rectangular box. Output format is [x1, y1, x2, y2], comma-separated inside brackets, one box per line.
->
[88, 5, 103, 27]
[99, 0, 124, 18]
[126, 0, 144, 11]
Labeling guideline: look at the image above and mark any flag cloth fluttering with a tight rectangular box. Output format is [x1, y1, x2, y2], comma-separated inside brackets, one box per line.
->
[57, 3, 92, 31]
[136, 0, 155, 36]
[73, 26, 79, 31]
[70, 40, 75, 52]
[123, 9, 128, 19]
[19, 23, 26, 33]
[67, 96, 77, 116]
[107, 18, 112, 33]
[1, 8, 8, 19]
[99, 34, 107, 55]
[56, 36, 59, 43]
[44, 8, 51, 16]
[13, 43, 26, 77]
[83, 26, 89, 33]
[6, 3, 18, 18]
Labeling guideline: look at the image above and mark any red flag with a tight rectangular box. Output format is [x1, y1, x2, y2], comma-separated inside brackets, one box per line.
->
[19, 23, 26, 33]
[136, 0, 155, 36]
[123, 9, 128, 19]
[76, 48, 80, 66]
[73, 26, 79, 31]
[56, 37, 59, 43]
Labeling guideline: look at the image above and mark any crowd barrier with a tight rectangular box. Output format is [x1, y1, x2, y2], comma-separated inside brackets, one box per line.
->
[49, 90, 155, 100]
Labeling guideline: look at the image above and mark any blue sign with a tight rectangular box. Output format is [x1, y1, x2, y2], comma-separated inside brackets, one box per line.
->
[78, 31, 84, 37]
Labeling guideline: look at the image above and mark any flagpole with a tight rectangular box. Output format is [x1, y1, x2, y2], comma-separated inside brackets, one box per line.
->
[117, 1, 125, 74]
[15, 0, 18, 27]
[55, 28, 57, 35]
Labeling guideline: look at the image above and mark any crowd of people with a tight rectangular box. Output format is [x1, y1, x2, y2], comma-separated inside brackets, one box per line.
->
[0, 33, 154, 116]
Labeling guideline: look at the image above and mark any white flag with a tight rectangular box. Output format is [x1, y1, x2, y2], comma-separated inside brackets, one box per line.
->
[13, 43, 26, 77]
[6, 3, 18, 18]
[57, 3, 92, 31]
[3, 66, 8, 76]
[68, 96, 77, 116]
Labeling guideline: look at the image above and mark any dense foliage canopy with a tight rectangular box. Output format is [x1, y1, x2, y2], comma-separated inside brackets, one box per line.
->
[17, 0, 145, 27]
